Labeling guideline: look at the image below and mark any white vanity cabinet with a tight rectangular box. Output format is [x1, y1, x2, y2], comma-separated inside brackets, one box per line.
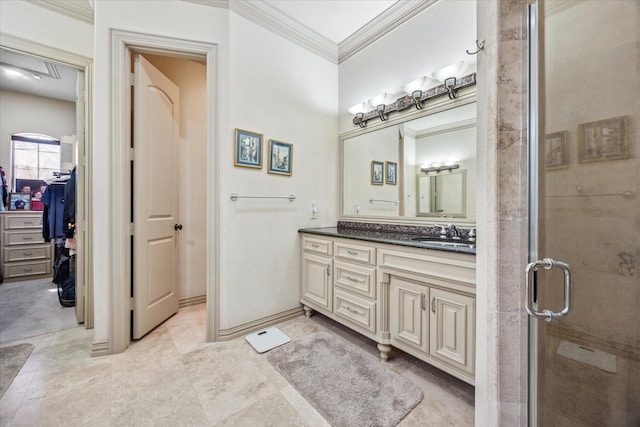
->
[300, 231, 476, 385]
[301, 236, 333, 314]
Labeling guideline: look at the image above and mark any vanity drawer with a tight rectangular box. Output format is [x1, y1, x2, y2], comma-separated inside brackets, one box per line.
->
[334, 289, 376, 334]
[302, 236, 333, 256]
[3, 230, 45, 246]
[334, 261, 376, 299]
[3, 260, 51, 279]
[4, 215, 42, 230]
[4, 244, 51, 262]
[334, 242, 376, 265]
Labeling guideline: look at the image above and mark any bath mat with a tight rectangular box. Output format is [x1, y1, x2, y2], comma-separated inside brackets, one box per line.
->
[245, 327, 291, 353]
[266, 331, 423, 427]
[0, 343, 34, 397]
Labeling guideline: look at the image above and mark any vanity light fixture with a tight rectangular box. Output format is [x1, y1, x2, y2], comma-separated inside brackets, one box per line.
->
[432, 61, 464, 82]
[444, 77, 458, 100]
[349, 71, 477, 128]
[421, 163, 460, 174]
[411, 90, 424, 110]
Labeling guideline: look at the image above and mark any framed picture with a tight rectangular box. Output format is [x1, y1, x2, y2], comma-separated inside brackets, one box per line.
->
[385, 161, 397, 184]
[268, 140, 293, 176]
[544, 131, 568, 169]
[371, 161, 384, 185]
[9, 193, 31, 210]
[578, 116, 629, 163]
[235, 128, 263, 168]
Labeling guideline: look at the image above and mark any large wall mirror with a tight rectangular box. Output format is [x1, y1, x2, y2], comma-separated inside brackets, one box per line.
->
[340, 99, 476, 224]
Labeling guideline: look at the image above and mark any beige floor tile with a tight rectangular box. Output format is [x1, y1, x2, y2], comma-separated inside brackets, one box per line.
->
[214, 390, 308, 427]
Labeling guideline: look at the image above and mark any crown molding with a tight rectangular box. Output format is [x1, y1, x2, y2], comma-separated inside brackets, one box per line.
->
[338, 0, 438, 63]
[228, 0, 338, 63]
[27, 0, 94, 24]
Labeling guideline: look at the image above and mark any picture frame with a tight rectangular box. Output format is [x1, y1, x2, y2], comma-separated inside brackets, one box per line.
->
[9, 193, 31, 210]
[578, 116, 629, 163]
[235, 128, 263, 169]
[268, 140, 293, 176]
[371, 161, 384, 185]
[385, 161, 397, 184]
[544, 131, 568, 169]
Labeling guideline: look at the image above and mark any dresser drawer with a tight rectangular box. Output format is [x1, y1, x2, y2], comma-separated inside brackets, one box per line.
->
[302, 236, 333, 256]
[3, 230, 45, 246]
[4, 215, 42, 230]
[4, 244, 51, 262]
[334, 261, 376, 299]
[334, 289, 376, 334]
[3, 260, 51, 279]
[334, 241, 376, 265]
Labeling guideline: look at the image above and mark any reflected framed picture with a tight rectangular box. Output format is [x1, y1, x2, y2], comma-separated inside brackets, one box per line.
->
[385, 161, 397, 184]
[9, 193, 31, 210]
[578, 116, 629, 163]
[268, 140, 293, 176]
[235, 128, 263, 169]
[544, 131, 568, 169]
[371, 160, 384, 185]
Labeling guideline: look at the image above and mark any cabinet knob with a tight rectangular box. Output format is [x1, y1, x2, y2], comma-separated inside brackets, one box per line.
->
[174, 224, 183, 231]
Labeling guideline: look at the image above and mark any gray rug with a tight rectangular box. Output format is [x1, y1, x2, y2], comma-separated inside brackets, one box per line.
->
[0, 343, 34, 397]
[266, 331, 423, 427]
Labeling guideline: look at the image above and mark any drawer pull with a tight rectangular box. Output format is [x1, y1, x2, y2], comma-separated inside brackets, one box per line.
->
[345, 275, 359, 282]
[421, 294, 426, 311]
[311, 243, 320, 248]
[22, 237, 34, 241]
[22, 252, 33, 256]
[327, 265, 331, 276]
[347, 250, 358, 256]
[431, 297, 436, 313]
[346, 306, 360, 315]
[23, 221, 34, 224]
[23, 268, 33, 272]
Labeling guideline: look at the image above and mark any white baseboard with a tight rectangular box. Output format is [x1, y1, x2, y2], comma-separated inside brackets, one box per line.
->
[217, 306, 304, 341]
[179, 295, 206, 308]
[90, 341, 109, 357]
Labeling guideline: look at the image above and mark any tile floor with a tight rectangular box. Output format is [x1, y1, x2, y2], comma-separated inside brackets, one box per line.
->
[0, 305, 474, 426]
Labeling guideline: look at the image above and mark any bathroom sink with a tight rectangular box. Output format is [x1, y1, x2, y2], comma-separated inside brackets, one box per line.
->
[412, 237, 476, 248]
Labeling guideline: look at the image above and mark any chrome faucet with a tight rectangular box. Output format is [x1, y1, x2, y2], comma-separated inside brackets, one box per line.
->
[448, 223, 461, 239]
[435, 224, 447, 238]
[468, 228, 476, 241]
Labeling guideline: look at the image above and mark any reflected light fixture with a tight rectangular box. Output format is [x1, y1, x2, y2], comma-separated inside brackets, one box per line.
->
[421, 163, 460, 174]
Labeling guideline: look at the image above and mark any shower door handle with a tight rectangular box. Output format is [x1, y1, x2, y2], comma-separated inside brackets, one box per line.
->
[524, 258, 572, 322]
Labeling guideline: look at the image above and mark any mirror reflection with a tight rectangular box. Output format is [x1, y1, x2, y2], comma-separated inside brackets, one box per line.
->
[341, 102, 476, 221]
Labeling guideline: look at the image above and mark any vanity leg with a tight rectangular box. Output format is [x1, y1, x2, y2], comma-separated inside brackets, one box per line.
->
[303, 305, 313, 318]
[377, 343, 392, 362]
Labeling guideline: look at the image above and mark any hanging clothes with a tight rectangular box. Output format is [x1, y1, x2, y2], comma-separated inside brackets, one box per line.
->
[63, 167, 76, 238]
[41, 183, 66, 241]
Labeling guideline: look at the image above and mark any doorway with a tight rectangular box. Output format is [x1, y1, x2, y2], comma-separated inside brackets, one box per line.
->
[0, 44, 93, 341]
[109, 31, 217, 353]
[527, 1, 639, 425]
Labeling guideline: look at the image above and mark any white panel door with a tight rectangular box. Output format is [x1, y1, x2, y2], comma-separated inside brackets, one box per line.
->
[302, 253, 332, 311]
[390, 277, 428, 353]
[132, 54, 180, 339]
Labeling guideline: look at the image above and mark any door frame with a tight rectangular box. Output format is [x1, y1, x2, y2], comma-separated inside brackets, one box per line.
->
[109, 30, 219, 353]
[0, 34, 94, 329]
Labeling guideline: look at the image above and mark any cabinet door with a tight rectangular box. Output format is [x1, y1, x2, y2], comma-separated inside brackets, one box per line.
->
[302, 253, 332, 312]
[429, 288, 475, 375]
[389, 277, 428, 354]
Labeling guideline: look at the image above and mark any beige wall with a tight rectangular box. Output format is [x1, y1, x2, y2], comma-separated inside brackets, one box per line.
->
[0, 90, 76, 187]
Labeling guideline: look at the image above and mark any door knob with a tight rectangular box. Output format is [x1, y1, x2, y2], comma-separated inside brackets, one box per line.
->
[174, 224, 183, 230]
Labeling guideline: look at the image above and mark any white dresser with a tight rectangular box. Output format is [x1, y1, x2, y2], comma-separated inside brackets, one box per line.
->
[1, 211, 52, 281]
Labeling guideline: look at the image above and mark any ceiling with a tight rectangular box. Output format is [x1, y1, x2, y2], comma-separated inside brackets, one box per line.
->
[0, 0, 405, 102]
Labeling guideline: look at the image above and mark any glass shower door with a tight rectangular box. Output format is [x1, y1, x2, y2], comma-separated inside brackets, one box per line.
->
[528, 1, 639, 425]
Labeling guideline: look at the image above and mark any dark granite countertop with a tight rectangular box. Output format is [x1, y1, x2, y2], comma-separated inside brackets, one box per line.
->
[298, 227, 476, 255]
